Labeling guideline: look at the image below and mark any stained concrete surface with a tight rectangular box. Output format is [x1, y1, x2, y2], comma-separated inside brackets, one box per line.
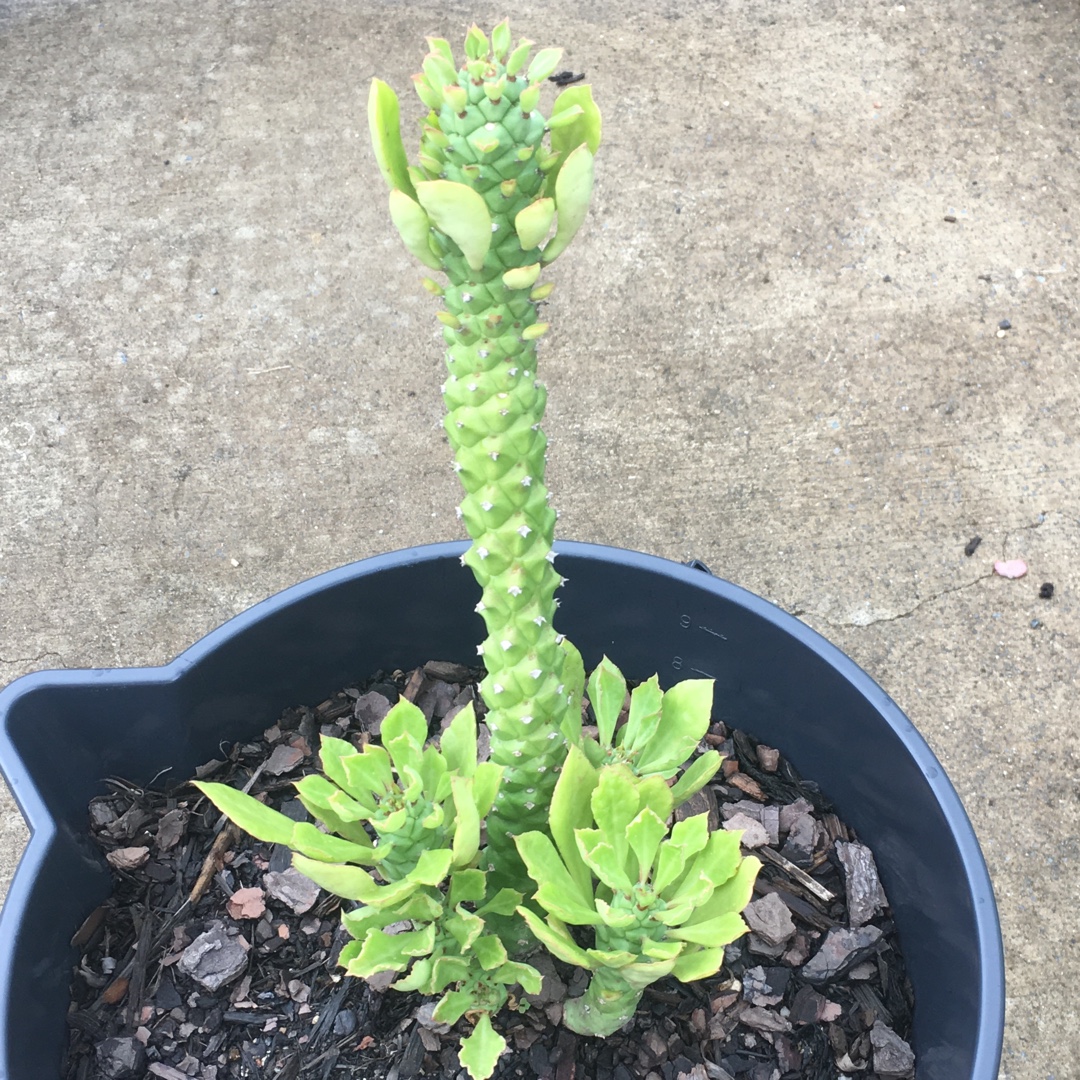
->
[1, 0, 1077, 1075]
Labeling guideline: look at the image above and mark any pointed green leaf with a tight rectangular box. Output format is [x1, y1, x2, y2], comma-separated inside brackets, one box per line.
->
[447, 902, 484, 951]
[449, 868, 486, 906]
[584, 946, 636, 969]
[594, 897, 635, 929]
[505, 39, 533, 77]
[546, 104, 583, 130]
[668, 750, 723, 807]
[317, 736, 372, 802]
[559, 637, 585, 744]
[549, 85, 602, 189]
[502, 263, 542, 290]
[493, 960, 542, 995]
[193, 781, 295, 846]
[388, 190, 442, 270]
[471, 933, 508, 970]
[695, 829, 744, 888]
[418, 744, 448, 800]
[290, 822, 375, 864]
[458, 1013, 506, 1080]
[491, 19, 511, 60]
[587, 657, 627, 749]
[451, 774, 480, 868]
[577, 837, 633, 894]
[548, 744, 598, 899]
[381, 699, 428, 772]
[356, 923, 436, 975]
[669, 870, 715, 909]
[432, 987, 479, 1026]
[621, 677, 663, 757]
[589, 764, 639, 869]
[472, 762, 503, 819]
[635, 775, 674, 824]
[408, 847, 453, 887]
[683, 855, 761, 926]
[293, 773, 370, 828]
[390, 955, 434, 993]
[541, 143, 594, 264]
[613, 957, 678, 991]
[518, 907, 593, 968]
[653, 814, 709, 895]
[416, 180, 492, 271]
[426, 36, 454, 65]
[292, 852, 410, 904]
[514, 197, 555, 250]
[334, 743, 392, 802]
[671, 945, 725, 983]
[478, 887, 524, 917]
[668, 912, 748, 947]
[423, 52, 458, 89]
[640, 939, 683, 961]
[516, 831, 602, 925]
[626, 806, 667, 884]
[527, 47, 563, 84]
[637, 679, 714, 774]
[440, 702, 477, 776]
[368, 79, 416, 200]
[464, 24, 490, 61]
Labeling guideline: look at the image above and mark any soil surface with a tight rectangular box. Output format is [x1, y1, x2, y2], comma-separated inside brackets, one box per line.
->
[65, 662, 914, 1080]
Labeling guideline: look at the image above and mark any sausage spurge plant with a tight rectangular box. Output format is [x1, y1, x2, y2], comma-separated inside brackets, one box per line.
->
[195, 21, 760, 1079]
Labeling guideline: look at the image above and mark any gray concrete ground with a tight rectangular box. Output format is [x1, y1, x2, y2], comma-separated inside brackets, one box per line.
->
[1, 0, 1077, 1075]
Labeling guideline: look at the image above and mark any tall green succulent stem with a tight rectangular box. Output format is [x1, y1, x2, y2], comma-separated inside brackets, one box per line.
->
[444, 298, 572, 886]
[368, 22, 601, 897]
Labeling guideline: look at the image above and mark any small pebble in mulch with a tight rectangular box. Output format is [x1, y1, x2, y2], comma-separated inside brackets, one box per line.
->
[177, 921, 248, 991]
[1039, 582, 1055, 600]
[67, 663, 915, 1080]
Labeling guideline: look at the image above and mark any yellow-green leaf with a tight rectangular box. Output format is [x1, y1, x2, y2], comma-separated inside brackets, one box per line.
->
[368, 79, 416, 200]
[668, 750, 723, 807]
[458, 1013, 506, 1080]
[502, 263, 542, 290]
[192, 781, 294, 846]
[541, 143, 595, 264]
[416, 180, 492, 271]
[548, 744, 598, 899]
[671, 945, 725, 983]
[451, 774, 480, 868]
[668, 911, 748, 947]
[548, 85, 602, 188]
[518, 907, 593, 968]
[388, 190, 442, 270]
[587, 656, 627, 749]
[514, 198, 555, 250]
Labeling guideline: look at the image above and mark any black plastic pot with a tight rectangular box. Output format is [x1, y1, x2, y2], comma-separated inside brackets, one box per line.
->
[0, 541, 1004, 1080]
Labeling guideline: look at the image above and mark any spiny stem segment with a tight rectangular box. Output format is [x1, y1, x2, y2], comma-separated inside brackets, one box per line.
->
[369, 20, 601, 893]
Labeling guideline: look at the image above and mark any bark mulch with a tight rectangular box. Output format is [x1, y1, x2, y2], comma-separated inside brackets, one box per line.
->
[65, 661, 915, 1080]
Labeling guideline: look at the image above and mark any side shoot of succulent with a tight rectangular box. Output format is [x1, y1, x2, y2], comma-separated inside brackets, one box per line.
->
[195, 699, 537, 1079]
[368, 20, 601, 887]
[514, 739, 762, 1038]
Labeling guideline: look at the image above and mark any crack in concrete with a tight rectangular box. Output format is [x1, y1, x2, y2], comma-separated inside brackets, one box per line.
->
[0, 651, 64, 668]
[789, 512, 1054, 629]
[790, 573, 993, 629]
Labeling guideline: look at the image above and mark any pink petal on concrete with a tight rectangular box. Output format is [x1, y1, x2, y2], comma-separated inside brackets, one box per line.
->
[994, 559, 1028, 579]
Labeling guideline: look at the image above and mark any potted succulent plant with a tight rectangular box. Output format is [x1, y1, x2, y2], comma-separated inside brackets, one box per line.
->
[0, 20, 1003, 1080]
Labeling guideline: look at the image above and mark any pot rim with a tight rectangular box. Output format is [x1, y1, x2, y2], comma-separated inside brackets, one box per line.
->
[0, 539, 1005, 1078]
